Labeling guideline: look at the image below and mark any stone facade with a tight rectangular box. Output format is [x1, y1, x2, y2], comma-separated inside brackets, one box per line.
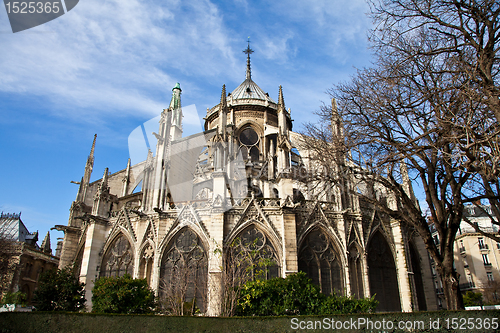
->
[56, 47, 437, 314]
[430, 205, 500, 307]
[0, 213, 59, 304]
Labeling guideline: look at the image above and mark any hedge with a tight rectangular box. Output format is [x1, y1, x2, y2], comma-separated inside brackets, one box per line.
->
[1, 310, 499, 333]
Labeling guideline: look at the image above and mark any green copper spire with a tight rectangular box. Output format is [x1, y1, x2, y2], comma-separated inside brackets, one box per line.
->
[169, 83, 182, 111]
[169, 83, 182, 129]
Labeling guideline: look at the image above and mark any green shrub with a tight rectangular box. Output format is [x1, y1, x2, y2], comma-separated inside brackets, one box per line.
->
[33, 267, 86, 311]
[463, 291, 483, 307]
[1, 291, 26, 306]
[236, 272, 323, 316]
[235, 272, 377, 316]
[92, 274, 156, 314]
[317, 293, 378, 315]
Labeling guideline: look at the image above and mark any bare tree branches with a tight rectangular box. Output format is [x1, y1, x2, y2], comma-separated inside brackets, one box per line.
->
[0, 224, 21, 299]
[302, 0, 499, 310]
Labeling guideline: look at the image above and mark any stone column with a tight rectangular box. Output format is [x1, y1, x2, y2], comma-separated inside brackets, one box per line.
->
[55, 226, 80, 269]
[79, 218, 108, 311]
[415, 236, 439, 311]
[281, 210, 298, 276]
[391, 220, 413, 312]
[361, 252, 371, 298]
[206, 212, 224, 316]
[212, 171, 228, 202]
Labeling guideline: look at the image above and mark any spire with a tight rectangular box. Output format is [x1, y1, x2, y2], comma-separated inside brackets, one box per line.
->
[220, 84, 227, 109]
[100, 167, 109, 189]
[278, 85, 285, 110]
[93, 168, 111, 216]
[89, 133, 96, 158]
[277, 85, 288, 133]
[84, 134, 97, 181]
[243, 37, 254, 80]
[169, 83, 183, 138]
[331, 98, 339, 117]
[122, 158, 131, 196]
[41, 231, 51, 254]
[169, 82, 182, 111]
[78, 134, 97, 202]
[218, 84, 228, 137]
[330, 98, 343, 141]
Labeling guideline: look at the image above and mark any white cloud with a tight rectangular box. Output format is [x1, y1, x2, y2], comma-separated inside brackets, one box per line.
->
[0, 0, 237, 121]
[258, 33, 295, 62]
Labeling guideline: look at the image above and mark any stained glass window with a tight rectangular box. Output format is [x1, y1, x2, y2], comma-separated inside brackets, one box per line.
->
[299, 229, 343, 295]
[238, 127, 260, 162]
[100, 234, 134, 278]
[228, 225, 279, 281]
[160, 228, 208, 314]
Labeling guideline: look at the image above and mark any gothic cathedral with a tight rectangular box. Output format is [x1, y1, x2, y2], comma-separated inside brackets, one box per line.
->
[55, 43, 437, 314]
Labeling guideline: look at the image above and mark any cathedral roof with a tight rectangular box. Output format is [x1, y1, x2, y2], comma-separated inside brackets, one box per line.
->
[230, 78, 276, 104]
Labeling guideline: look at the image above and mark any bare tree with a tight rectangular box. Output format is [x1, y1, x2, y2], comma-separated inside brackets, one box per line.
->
[370, 0, 500, 237]
[217, 236, 278, 317]
[301, 0, 499, 311]
[0, 222, 21, 299]
[371, 0, 500, 122]
[159, 259, 207, 316]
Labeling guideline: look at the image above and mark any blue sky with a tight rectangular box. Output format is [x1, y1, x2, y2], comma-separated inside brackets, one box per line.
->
[0, 0, 375, 252]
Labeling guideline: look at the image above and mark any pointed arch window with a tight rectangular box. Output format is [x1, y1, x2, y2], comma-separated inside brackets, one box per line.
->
[139, 243, 154, 286]
[299, 229, 343, 295]
[159, 228, 208, 314]
[228, 225, 279, 281]
[348, 244, 364, 299]
[100, 233, 134, 277]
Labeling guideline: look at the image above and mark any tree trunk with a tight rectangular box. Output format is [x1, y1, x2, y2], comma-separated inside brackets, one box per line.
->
[441, 268, 464, 310]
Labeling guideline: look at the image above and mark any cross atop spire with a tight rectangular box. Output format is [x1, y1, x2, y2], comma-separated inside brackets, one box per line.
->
[243, 37, 254, 80]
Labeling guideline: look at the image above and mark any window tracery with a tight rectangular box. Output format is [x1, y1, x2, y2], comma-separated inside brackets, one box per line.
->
[139, 243, 154, 285]
[159, 228, 208, 314]
[238, 127, 260, 162]
[100, 233, 134, 278]
[298, 229, 343, 295]
[228, 225, 279, 280]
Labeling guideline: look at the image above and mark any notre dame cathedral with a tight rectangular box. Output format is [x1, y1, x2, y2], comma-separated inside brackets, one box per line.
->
[55, 43, 437, 314]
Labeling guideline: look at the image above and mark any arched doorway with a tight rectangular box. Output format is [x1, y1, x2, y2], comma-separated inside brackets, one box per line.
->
[298, 228, 343, 295]
[367, 231, 401, 312]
